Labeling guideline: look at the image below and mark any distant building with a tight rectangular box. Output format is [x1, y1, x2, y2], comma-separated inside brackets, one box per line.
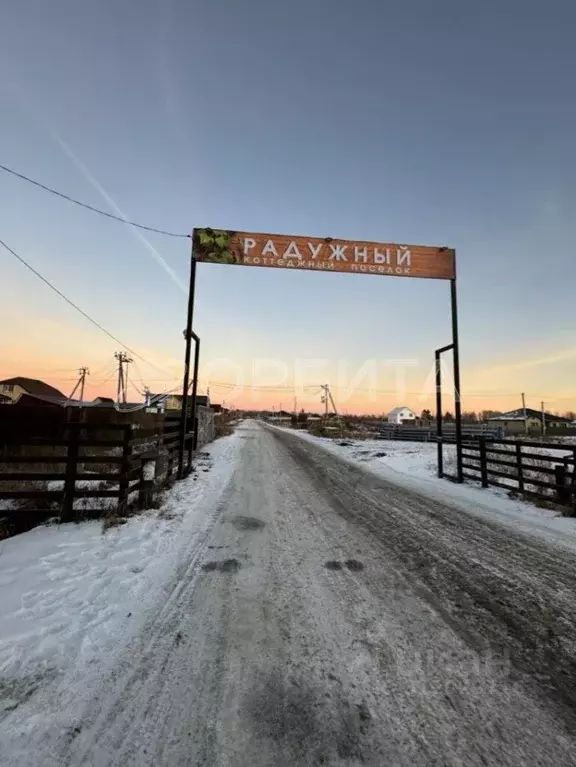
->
[11, 393, 69, 409]
[0, 377, 66, 404]
[151, 393, 210, 411]
[72, 397, 143, 409]
[387, 406, 417, 425]
[487, 408, 574, 435]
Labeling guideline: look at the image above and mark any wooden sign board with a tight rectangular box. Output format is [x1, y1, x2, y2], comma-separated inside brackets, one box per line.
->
[193, 228, 455, 280]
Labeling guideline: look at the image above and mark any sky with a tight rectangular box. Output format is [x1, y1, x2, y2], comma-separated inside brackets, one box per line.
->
[1, 0, 575, 415]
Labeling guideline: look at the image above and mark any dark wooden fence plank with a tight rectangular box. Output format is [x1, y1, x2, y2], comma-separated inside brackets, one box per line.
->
[0, 411, 211, 534]
[0, 472, 67, 481]
[442, 435, 576, 510]
[75, 472, 122, 481]
[0, 490, 64, 500]
[0, 455, 68, 463]
[73, 490, 121, 499]
[1, 439, 72, 446]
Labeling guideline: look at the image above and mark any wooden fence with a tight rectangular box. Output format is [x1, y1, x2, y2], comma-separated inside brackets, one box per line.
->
[458, 438, 576, 510]
[0, 412, 194, 536]
[379, 423, 504, 442]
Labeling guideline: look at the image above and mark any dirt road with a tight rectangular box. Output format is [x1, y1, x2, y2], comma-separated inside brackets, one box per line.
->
[53, 422, 576, 766]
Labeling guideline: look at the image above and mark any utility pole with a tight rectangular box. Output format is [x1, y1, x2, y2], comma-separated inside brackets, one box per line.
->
[541, 401, 546, 437]
[116, 353, 122, 404]
[327, 386, 338, 416]
[321, 384, 329, 417]
[320, 384, 338, 417]
[115, 352, 133, 405]
[67, 367, 90, 407]
[521, 392, 528, 435]
[79, 367, 89, 405]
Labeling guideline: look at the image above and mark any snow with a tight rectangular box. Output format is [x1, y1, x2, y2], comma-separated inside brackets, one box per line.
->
[1, 422, 575, 765]
[44, 478, 132, 512]
[276, 428, 576, 554]
[0, 433, 242, 758]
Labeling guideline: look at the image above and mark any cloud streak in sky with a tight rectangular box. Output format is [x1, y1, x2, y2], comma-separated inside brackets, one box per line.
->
[53, 134, 188, 293]
[5, 82, 189, 292]
[480, 347, 576, 376]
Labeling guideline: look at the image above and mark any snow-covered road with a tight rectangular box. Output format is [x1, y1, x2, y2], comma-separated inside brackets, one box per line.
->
[3, 420, 576, 766]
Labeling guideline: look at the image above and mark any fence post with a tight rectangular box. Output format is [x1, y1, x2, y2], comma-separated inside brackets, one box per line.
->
[138, 460, 155, 510]
[187, 429, 194, 473]
[516, 443, 524, 496]
[479, 437, 489, 488]
[435, 349, 443, 478]
[62, 422, 79, 522]
[555, 464, 569, 506]
[166, 444, 175, 485]
[117, 425, 133, 513]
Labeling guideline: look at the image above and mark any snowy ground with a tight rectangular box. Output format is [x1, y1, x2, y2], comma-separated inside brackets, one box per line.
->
[277, 429, 576, 553]
[2, 423, 576, 766]
[0, 436, 241, 763]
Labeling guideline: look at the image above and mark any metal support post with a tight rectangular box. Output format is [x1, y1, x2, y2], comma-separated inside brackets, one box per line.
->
[178, 243, 197, 479]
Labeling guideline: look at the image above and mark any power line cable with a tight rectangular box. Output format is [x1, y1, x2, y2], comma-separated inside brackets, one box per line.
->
[203, 379, 575, 402]
[0, 373, 183, 383]
[114, 381, 184, 413]
[131, 359, 150, 393]
[0, 163, 190, 239]
[90, 369, 118, 388]
[0, 236, 178, 378]
[0, 375, 80, 382]
[88, 361, 116, 379]
[130, 378, 145, 397]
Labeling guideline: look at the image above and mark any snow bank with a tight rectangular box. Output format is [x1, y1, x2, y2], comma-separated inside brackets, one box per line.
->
[277, 429, 576, 553]
[0, 433, 242, 752]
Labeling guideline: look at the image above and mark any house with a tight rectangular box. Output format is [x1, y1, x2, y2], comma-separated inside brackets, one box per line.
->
[0, 377, 66, 404]
[69, 397, 141, 409]
[9, 391, 145, 410]
[151, 392, 210, 411]
[487, 408, 574, 435]
[12, 393, 73, 408]
[387, 406, 417, 425]
[91, 397, 115, 407]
